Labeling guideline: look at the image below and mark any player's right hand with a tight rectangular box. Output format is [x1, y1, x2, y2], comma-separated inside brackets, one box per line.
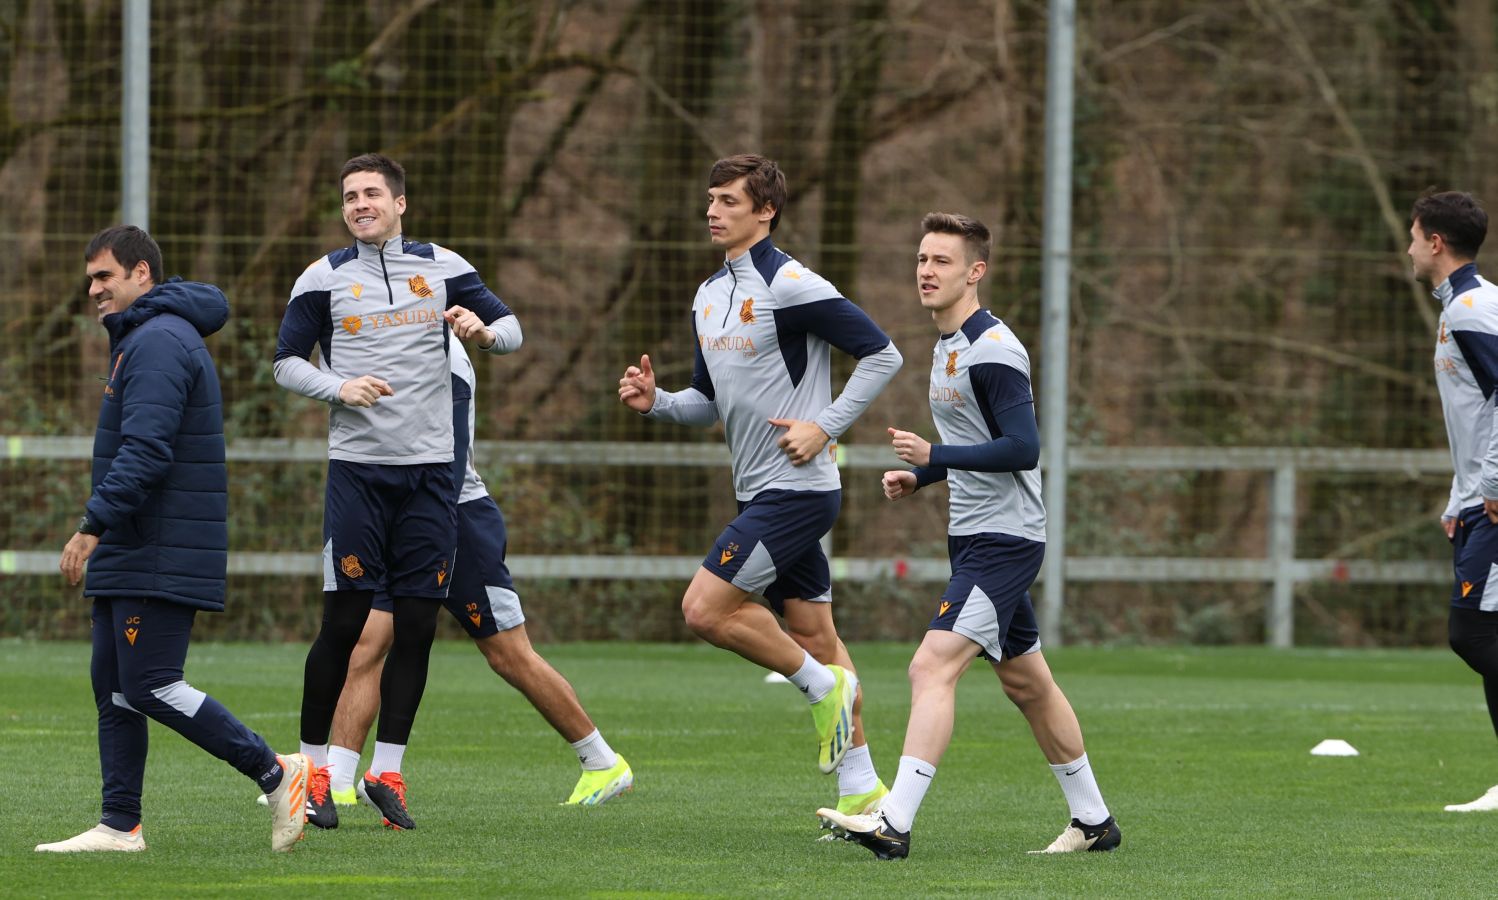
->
[339, 375, 395, 407]
[882, 470, 917, 501]
[618, 354, 656, 413]
[1443, 515, 1457, 540]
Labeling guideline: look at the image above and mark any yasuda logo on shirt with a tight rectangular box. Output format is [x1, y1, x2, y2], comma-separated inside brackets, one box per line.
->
[341, 307, 443, 334]
[700, 334, 758, 358]
[931, 386, 966, 409]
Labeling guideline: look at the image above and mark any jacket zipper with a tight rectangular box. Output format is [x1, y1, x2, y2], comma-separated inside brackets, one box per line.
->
[722, 264, 737, 328]
[378, 244, 394, 305]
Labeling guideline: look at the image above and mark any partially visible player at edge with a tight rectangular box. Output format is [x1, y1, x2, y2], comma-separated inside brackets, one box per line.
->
[618, 154, 902, 813]
[818, 213, 1119, 859]
[1414, 191, 1498, 813]
[319, 334, 632, 810]
[274, 153, 521, 830]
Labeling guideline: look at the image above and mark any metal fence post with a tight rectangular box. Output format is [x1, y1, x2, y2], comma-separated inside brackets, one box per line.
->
[122, 0, 150, 228]
[1267, 464, 1297, 647]
[1039, 0, 1076, 647]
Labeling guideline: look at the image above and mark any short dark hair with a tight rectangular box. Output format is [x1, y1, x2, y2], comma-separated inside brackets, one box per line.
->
[921, 212, 991, 265]
[85, 225, 162, 285]
[709, 154, 786, 232]
[1412, 190, 1487, 260]
[340, 152, 406, 198]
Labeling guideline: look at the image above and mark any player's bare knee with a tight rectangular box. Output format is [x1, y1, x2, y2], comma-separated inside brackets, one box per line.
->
[482, 642, 534, 683]
[680, 592, 727, 640]
[907, 652, 952, 692]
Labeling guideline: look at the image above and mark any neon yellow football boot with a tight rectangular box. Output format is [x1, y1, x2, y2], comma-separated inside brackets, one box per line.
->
[563, 756, 634, 806]
[809, 665, 857, 774]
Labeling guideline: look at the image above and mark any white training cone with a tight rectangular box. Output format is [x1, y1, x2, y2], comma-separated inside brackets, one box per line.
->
[1310, 739, 1359, 757]
[763, 671, 790, 684]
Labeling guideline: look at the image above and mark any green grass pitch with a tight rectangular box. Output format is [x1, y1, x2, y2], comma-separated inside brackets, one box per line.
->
[3, 640, 1498, 897]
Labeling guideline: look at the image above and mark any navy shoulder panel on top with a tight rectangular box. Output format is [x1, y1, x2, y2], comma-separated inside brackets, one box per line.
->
[704, 267, 730, 286]
[1450, 263, 1481, 299]
[970, 361, 1034, 423]
[275, 290, 333, 363]
[959, 309, 1002, 345]
[327, 246, 358, 270]
[1454, 330, 1498, 400]
[772, 297, 891, 388]
[403, 240, 436, 261]
[749, 238, 792, 287]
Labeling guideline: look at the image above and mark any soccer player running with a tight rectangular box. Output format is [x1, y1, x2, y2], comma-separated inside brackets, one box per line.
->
[275, 153, 520, 830]
[1413, 192, 1498, 812]
[818, 213, 1119, 859]
[618, 155, 902, 813]
[318, 335, 632, 810]
[40, 226, 308, 854]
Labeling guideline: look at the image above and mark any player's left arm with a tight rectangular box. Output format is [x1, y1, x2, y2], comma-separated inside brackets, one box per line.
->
[927, 362, 1040, 473]
[442, 252, 521, 354]
[771, 284, 902, 456]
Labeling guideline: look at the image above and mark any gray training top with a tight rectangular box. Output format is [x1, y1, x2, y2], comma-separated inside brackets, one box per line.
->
[1434, 262, 1498, 518]
[274, 235, 520, 465]
[926, 309, 1046, 541]
[648, 236, 903, 500]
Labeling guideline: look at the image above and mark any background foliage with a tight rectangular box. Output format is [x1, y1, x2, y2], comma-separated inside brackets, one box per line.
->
[3, 0, 1494, 643]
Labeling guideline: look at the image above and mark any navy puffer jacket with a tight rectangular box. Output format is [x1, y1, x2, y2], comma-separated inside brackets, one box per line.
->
[84, 278, 230, 611]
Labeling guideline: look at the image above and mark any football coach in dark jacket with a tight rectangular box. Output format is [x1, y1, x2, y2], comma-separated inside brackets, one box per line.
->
[40, 226, 309, 855]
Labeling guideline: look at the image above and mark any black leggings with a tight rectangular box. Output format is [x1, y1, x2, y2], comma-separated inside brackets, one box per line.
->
[300, 590, 373, 745]
[1449, 606, 1498, 741]
[376, 596, 441, 744]
[300, 592, 440, 746]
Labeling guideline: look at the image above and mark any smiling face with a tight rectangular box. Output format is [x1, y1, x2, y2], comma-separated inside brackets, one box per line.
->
[706, 176, 774, 258]
[85, 249, 152, 323]
[917, 231, 985, 315]
[342, 169, 406, 245]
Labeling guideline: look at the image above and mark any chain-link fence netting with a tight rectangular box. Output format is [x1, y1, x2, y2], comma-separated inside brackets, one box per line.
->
[3, 0, 1491, 644]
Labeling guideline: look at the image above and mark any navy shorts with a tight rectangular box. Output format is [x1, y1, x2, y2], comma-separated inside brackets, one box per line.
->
[703, 489, 840, 615]
[929, 532, 1045, 661]
[321, 459, 458, 599]
[372, 497, 523, 638]
[1452, 504, 1498, 611]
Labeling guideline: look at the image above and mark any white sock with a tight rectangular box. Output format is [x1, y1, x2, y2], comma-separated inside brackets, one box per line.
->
[369, 741, 405, 777]
[569, 729, 618, 771]
[1049, 753, 1110, 826]
[299, 741, 328, 768]
[787, 651, 836, 703]
[328, 745, 361, 792]
[837, 744, 879, 797]
[881, 756, 936, 833]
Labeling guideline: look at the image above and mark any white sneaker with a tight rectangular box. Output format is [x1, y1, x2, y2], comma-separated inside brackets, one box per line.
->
[35, 823, 145, 853]
[1445, 785, 1498, 811]
[266, 753, 309, 852]
[1028, 816, 1122, 853]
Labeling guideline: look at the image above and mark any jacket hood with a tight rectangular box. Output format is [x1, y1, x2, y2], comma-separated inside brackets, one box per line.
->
[119, 276, 230, 338]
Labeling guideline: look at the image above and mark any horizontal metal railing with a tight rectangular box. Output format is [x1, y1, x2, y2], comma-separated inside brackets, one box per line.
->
[3, 438, 1453, 645]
